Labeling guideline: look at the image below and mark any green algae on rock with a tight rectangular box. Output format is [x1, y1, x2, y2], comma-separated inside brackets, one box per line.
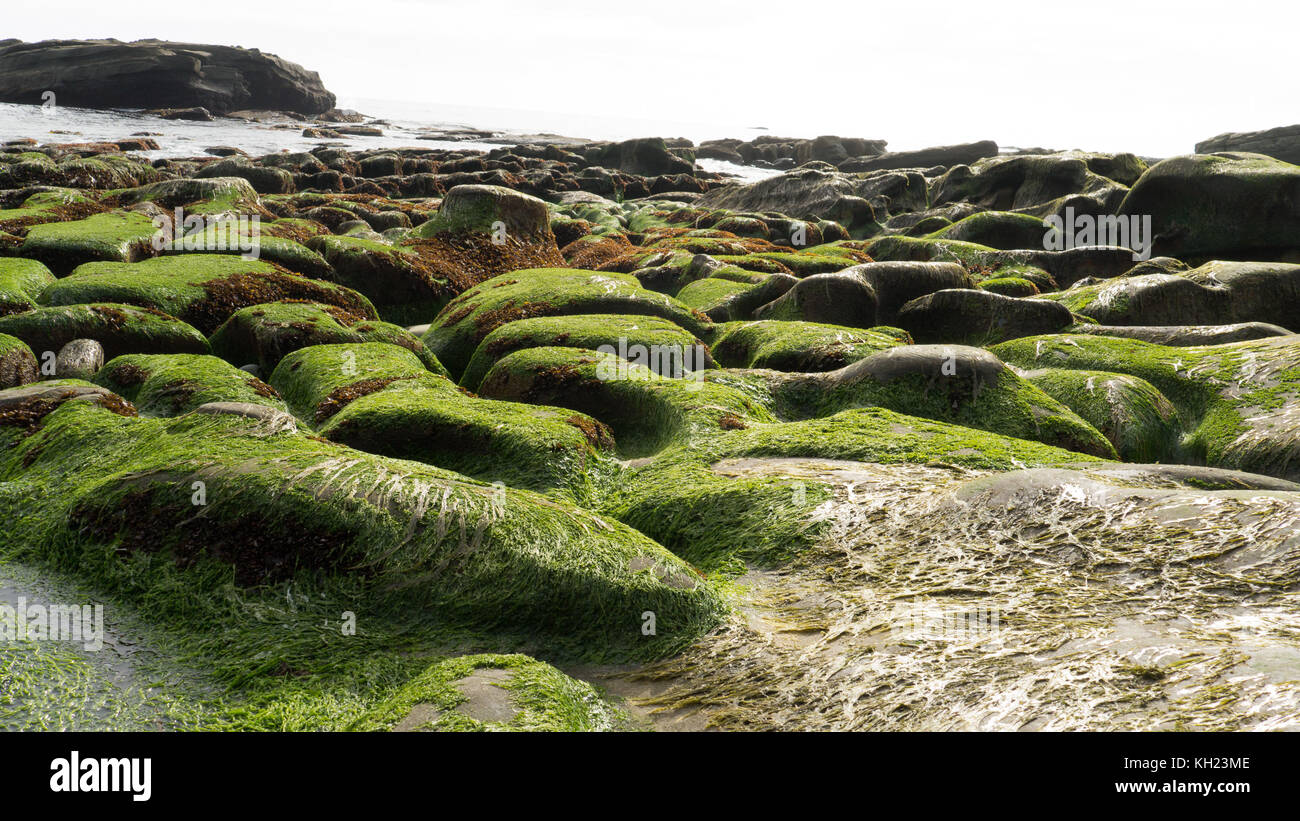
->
[0, 394, 724, 656]
[0, 303, 209, 360]
[209, 300, 446, 375]
[269, 342, 618, 497]
[0, 257, 57, 316]
[994, 333, 1300, 481]
[422, 268, 713, 379]
[93, 353, 286, 417]
[40, 254, 379, 334]
[710, 320, 909, 372]
[460, 313, 714, 391]
[19, 210, 159, 274]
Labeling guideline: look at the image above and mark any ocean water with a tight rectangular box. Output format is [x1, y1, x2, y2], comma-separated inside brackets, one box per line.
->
[0, 99, 779, 181]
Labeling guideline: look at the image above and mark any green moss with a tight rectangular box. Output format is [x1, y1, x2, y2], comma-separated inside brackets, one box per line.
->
[461, 313, 713, 391]
[0, 257, 56, 316]
[675, 277, 756, 314]
[18, 211, 158, 275]
[0, 303, 209, 360]
[40, 254, 377, 334]
[93, 354, 287, 417]
[209, 301, 446, 375]
[479, 346, 777, 458]
[423, 268, 713, 380]
[171, 224, 331, 277]
[1023, 368, 1180, 462]
[347, 654, 630, 732]
[0, 397, 725, 660]
[711, 320, 909, 372]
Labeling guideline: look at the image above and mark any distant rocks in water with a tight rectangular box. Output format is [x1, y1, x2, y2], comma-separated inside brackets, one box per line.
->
[696, 135, 998, 174]
[1195, 123, 1300, 165]
[0, 39, 336, 116]
[699, 135, 888, 168]
[838, 140, 999, 172]
[145, 106, 214, 121]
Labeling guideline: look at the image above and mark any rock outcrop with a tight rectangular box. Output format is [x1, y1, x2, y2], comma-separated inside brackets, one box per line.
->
[0, 39, 336, 115]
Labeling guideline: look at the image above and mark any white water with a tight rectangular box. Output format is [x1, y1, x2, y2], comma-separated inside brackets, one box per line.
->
[0, 100, 779, 182]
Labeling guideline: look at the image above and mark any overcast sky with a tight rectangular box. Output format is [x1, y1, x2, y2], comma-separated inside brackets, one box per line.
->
[9, 0, 1299, 155]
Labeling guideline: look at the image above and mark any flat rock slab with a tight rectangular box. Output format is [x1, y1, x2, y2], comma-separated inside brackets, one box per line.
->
[392, 703, 443, 732]
[451, 668, 517, 724]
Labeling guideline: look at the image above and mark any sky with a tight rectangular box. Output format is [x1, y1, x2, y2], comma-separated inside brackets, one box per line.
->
[7, 0, 1299, 156]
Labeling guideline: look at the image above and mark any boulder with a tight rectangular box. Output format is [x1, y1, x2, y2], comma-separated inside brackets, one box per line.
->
[1118, 152, 1300, 259]
[896, 288, 1074, 345]
[1195, 124, 1300, 165]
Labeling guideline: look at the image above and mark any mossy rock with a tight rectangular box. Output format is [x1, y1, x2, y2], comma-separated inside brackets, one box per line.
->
[93, 353, 286, 417]
[0, 257, 57, 316]
[478, 346, 777, 458]
[896, 288, 1074, 345]
[168, 223, 331, 277]
[993, 333, 1300, 481]
[605, 405, 1108, 570]
[752, 271, 878, 328]
[41, 254, 378, 334]
[195, 159, 294, 195]
[0, 396, 723, 656]
[319, 379, 619, 500]
[926, 210, 1050, 250]
[18, 211, 159, 275]
[423, 268, 713, 380]
[0, 303, 209, 360]
[746, 248, 867, 276]
[1041, 261, 1300, 329]
[1118, 152, 1300, 259]
[210, 300, 446, 375]
[268, 342, 617, 497]
[306, 234, 452, 325]
[768, 345, 1117, 458]
[411, 184, 554, 244]
[349, 654, 630, 732]
[460, 313, 714, 391]
[0, 332, 38, 388]
[674, 277, 756, 315]
[1022, 368, 1180, 462]
[978, 276, 1040, 297]
[117, 177, 263, 216]
[711, 320, 910, 372]
[0, 189, 98, 234]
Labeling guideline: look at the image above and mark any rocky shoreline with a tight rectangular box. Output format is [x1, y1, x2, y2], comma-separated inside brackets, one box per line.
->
[3, 80, 1300, 730]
